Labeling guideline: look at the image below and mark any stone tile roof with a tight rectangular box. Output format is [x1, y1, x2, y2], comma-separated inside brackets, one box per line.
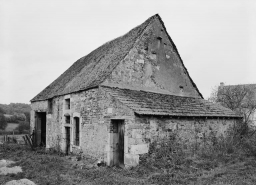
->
[31, 15, 156, 102]
[31, 14, 202, 102]
[103, 86, 241, 118]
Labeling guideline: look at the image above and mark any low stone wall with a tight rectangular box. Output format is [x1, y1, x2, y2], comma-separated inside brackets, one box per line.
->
[122, 115, 237, 167]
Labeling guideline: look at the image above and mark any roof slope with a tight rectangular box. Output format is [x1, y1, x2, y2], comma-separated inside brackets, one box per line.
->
[31, 15, 156, 102]
[31, 14, 203, 102]
[103, 86, 241, 118]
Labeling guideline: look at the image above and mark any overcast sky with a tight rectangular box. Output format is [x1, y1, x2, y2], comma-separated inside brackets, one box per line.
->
[0, 0, 255, 104]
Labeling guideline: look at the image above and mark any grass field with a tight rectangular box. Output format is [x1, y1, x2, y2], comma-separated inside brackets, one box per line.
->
[5, 123, 19, 132]
[1, 143, 256, 185]
[0, 135, 25, 144]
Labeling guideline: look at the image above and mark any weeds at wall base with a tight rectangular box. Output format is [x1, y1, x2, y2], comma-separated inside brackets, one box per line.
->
[134, 122, 256, 184]
[2, 122, 256, 184]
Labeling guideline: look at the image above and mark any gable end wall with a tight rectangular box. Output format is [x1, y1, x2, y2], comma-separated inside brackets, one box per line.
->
[103, 18, 200, 98]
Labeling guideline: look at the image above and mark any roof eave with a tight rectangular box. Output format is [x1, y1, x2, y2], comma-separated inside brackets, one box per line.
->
[30, 85, 99, 103]
[134, 112, 243, 119]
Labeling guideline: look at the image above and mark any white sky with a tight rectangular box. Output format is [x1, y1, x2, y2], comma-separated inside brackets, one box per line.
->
[0, 0, 256, 104]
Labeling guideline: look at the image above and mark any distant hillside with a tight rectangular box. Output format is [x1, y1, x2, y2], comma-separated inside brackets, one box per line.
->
[0, 103, 31, 131]
[0, 103, 31, 114]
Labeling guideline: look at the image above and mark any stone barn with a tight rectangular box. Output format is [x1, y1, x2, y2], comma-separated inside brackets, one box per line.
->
[30, 14, 241, 167]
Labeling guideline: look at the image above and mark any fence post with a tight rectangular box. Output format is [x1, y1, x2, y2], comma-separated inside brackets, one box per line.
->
[25, 134, 34, 150]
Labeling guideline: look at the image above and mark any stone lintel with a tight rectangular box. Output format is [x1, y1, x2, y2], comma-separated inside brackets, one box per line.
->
[110, 116, 133, 120]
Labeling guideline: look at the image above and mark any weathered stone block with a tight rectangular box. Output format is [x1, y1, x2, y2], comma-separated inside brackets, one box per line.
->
[130, 144, 149, 155]
[128, 138, 136, 145]
[132, 129, 143, 138]
[137, 59, 144, 64]
[124, 154, 139, 166]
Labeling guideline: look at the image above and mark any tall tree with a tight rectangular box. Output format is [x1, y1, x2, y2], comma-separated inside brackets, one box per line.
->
[209, 84, 256, 133]
[0, 107, 5, 114]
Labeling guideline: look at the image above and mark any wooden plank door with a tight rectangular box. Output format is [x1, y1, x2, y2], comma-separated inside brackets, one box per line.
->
[118, 121, 124, 165]
[112, 120, 125, 166]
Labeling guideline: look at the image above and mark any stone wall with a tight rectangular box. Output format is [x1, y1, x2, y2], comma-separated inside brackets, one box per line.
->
[122, 115, 237, 166]
[103, 18, 200, 98]
[30, 87, 136, 161]
[31, 88, 237, 167]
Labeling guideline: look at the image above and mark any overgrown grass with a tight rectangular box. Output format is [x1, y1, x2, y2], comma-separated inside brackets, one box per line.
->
[1, 123, 256, 184]
[133, 123, 256, 184]
[0, 144, 146, 185]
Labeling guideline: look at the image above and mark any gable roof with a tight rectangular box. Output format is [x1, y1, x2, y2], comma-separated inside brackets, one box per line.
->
[103, 86, 241, 118]
[31, 14, 202, 102]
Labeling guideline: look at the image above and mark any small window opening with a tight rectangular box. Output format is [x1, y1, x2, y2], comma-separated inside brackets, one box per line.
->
[179, 86, 184, 93]
[151, 50, 157, 54]
[74, 117, 80, 146]
[48, 99, 53, 113]
[164, 43, 167, 50]
[65, 115, 70, 124]
[65, 98, 70, 110]
[157, 37, 162, 49]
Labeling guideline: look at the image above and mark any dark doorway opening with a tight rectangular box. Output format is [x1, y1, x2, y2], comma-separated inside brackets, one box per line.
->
[65, 127, 71, 155]
[35, 112, 46, 147]
[111, 120, 125, 167]
[74, 117, 80, 146]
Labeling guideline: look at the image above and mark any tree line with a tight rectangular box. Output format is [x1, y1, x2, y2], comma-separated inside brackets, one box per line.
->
[0, 103, 31, 133]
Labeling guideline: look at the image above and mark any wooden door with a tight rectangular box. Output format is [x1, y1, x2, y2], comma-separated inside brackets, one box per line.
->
[112, 120, 124, 166]
[118, 122, 124, 165]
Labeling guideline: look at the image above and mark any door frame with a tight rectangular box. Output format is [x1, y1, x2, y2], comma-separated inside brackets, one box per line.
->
[72, 112, 81, 148]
